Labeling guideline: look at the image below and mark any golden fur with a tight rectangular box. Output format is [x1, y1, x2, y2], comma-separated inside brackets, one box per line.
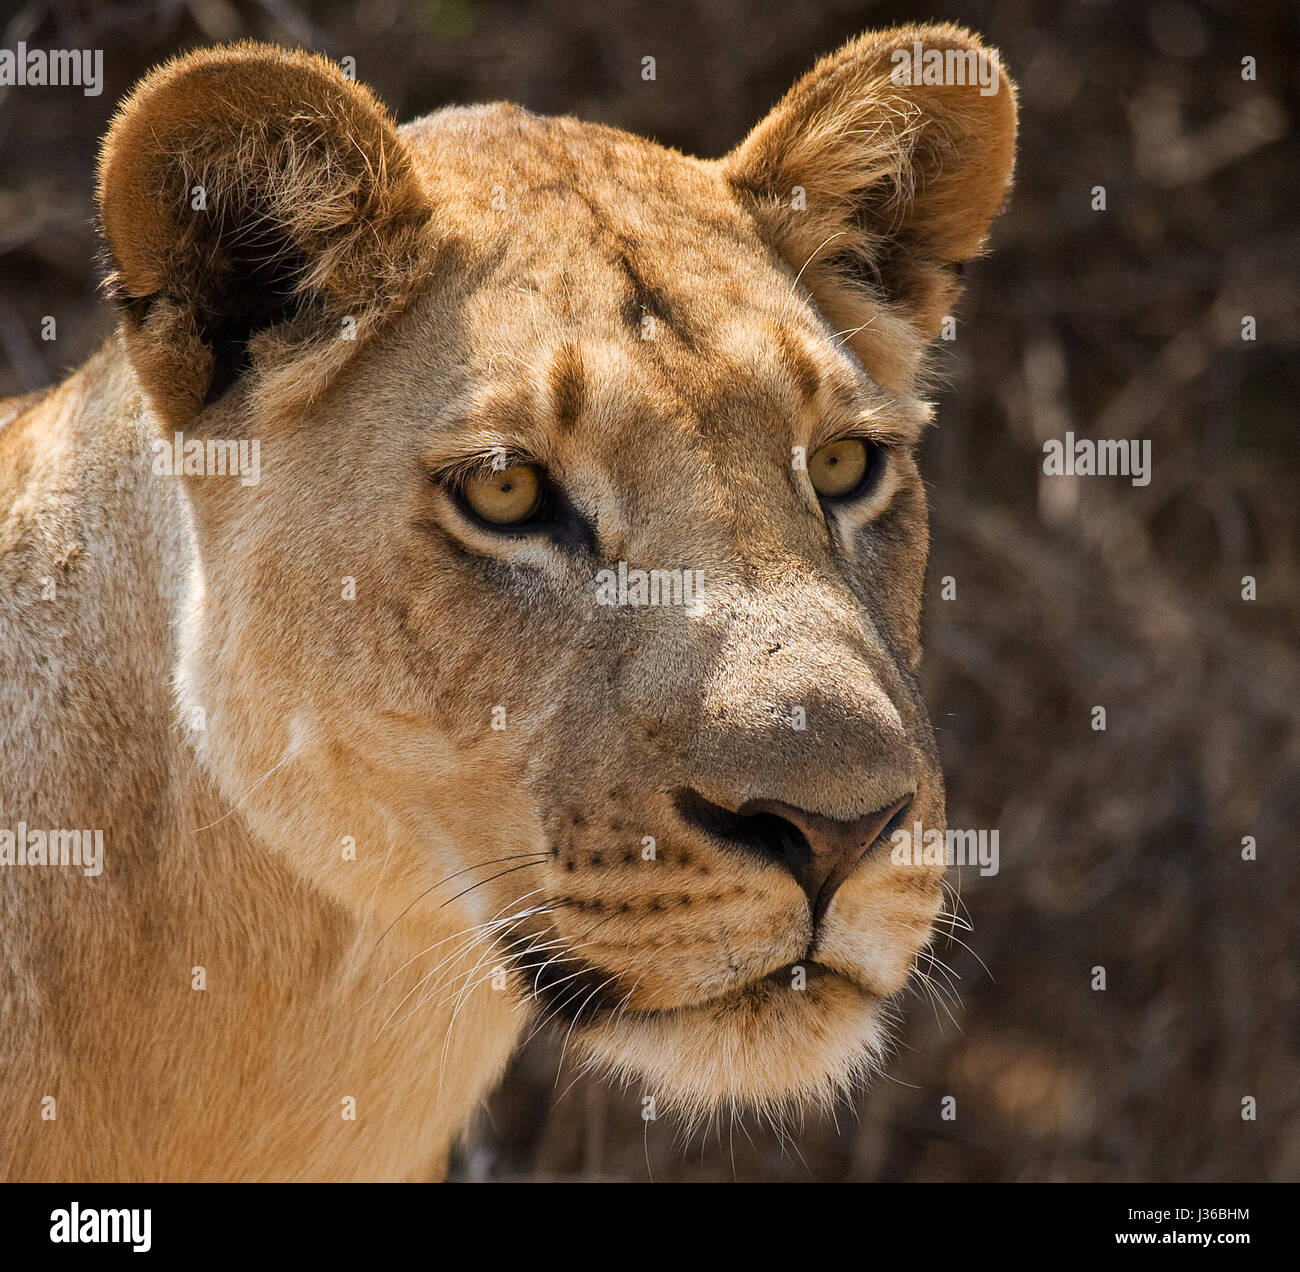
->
[0, 29, 1016, 1180]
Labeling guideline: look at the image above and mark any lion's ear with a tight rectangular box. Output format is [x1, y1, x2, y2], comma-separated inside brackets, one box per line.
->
[724, 24, 1017, 392]
[97, 41, 433, 425]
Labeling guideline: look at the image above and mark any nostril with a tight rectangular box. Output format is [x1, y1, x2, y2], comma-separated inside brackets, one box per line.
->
[673, 788, 914, 922]
[876, 797, 913, 848]
[673, 787, 815, 876]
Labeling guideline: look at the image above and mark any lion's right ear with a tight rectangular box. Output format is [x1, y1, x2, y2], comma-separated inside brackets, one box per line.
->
[97, 41, 434, 425]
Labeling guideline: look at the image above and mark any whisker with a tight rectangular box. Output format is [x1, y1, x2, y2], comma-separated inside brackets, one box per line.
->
[371, 853, 549, 949]
[361, 888, 552, 1004]
[191, 750, 296, 834]
[376, 905, 548, 1037]
[438, 859, 548, 910]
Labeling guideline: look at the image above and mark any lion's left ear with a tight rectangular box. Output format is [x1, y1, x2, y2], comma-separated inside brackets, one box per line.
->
[97, 41, 435, 425]
[723, 24, 1017, 392]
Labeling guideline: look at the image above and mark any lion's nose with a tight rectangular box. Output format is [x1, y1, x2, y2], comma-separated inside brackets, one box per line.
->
[674, 790, 913, 922]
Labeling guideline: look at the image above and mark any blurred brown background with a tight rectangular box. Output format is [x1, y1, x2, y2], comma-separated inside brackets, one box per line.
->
[2, 0, 1296, 1181]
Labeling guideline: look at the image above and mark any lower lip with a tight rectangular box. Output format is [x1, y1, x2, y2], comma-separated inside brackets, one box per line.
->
[761, 959, 832, 985]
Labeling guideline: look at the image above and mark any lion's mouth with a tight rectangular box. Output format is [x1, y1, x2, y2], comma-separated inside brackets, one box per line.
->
[762, 958, 832, 985]
[643, 958, 851, 1017]
[519, 945, 864, 1026]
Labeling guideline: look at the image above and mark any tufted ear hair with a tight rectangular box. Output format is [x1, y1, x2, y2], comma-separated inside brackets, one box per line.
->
[97, 41, 435, 425]
[723, 24, 1017, 393]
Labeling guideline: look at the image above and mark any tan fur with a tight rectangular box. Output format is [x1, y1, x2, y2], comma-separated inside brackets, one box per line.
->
[0, 29, 1016, 1180]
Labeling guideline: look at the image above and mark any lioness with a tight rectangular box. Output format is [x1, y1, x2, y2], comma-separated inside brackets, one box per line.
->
[0, 27, 1016, 1181]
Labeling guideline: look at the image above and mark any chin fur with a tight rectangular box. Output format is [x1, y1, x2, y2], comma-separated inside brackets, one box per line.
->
[571, 974, 895, 1126]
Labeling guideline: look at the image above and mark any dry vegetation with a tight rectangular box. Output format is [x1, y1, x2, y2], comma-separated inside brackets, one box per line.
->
[1, 0, 1295, 1180]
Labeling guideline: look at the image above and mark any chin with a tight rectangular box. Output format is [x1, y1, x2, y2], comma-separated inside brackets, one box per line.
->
[571, 968, 893, 1120]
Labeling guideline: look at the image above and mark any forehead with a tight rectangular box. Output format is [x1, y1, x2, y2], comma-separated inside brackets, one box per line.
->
[399, 105, 907, 457]
[406, 104, 776, 305]
[405, 105, 830, 342]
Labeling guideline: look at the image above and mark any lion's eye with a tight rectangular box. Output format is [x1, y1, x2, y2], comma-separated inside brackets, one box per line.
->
[460, 464, 543, 525]
[808, 438, 873, 499]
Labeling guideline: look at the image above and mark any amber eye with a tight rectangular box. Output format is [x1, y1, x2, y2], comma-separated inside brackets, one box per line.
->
[808, 438, 872, 498]
[460, 464, 543, 525]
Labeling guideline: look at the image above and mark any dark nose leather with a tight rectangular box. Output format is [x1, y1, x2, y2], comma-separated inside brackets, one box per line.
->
[675, 790, 912, 923]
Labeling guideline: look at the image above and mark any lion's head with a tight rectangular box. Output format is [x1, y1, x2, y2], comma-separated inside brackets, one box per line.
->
[96, 28, 1016, 1119]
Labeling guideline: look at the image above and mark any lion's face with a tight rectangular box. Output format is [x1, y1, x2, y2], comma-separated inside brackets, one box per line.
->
[97, 33, 1014, 1115]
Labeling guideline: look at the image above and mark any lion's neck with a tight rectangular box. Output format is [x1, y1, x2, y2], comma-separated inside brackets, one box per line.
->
[0, 344, 524, 1180]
